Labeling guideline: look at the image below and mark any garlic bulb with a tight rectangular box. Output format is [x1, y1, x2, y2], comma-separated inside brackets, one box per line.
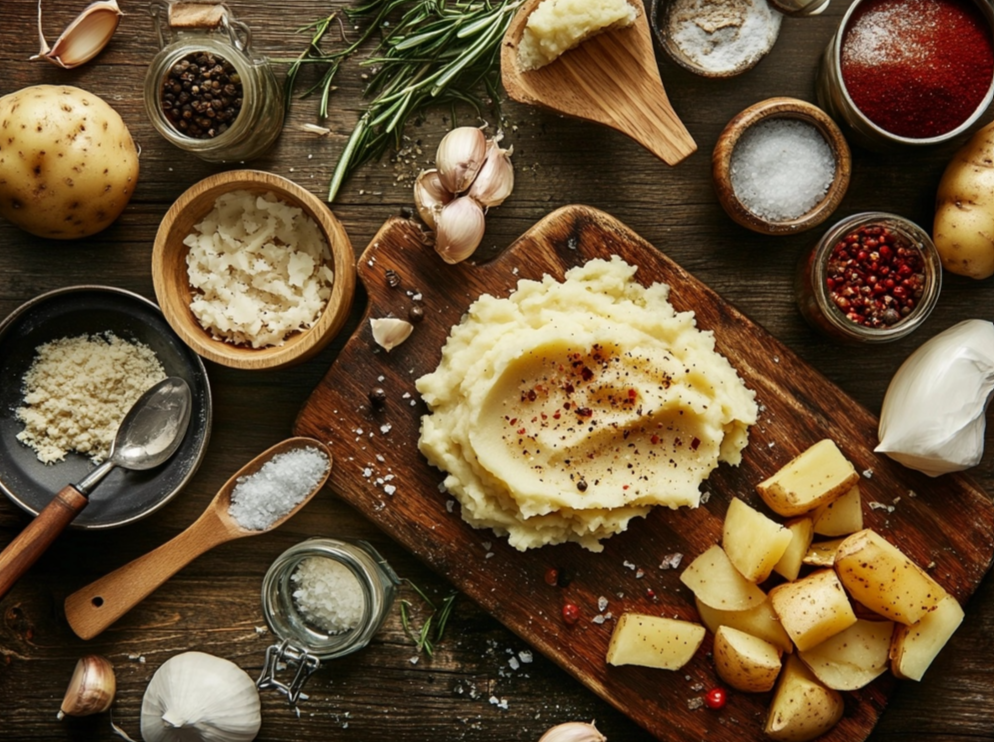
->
[539, 721, 607, 742]
[32, 0, 122, 70]
[371, 317, 414, 351]
[436, 126, 487, 194]
[468, 140, 515, 208]
[435, 196, 486, 264]
[413, 169, 452, 230]
[876, 319, 994, 477]
[140, 651, 261, 742]
[58, 655, 116, 720]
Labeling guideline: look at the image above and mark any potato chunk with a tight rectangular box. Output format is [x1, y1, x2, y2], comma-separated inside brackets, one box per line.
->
[769, 569, 857, 652]
[605, 613, 705, 670]
[834, 529, 948, 625]
[773, 517, 814, 581]
[695, 596, 793, 654]
[713, 625, 782, 692]
[890, 594, 965, 681]
[812, 485, 863, 537]
[799, 619, 894, 690]
[764, 654, 844, 742]
[802, 538, 846, 568]
[756, 439, 858, 517]
[722, 497, 793, 583]
[680, 544, 766, 611]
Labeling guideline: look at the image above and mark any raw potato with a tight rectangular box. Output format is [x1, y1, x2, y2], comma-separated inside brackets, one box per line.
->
[605, 613, 705, 670]
[834, 529, 948, 625]
[812, 485, 863, 537]
[722, 497, 793, 582]
[713, 625, 781, 692]
[0, 85, 138, 238]
[774, 517, 814, 581]
[764, 654, 845, 742]
[680, 544, 766, 611]
[756, 439, 859, 517]
[769, 568, 857, 652]
[798, 619, 895, 690]
[695, 596, 793, 654]
[890, 594, 965, 681]
[933, 121, 994, 279]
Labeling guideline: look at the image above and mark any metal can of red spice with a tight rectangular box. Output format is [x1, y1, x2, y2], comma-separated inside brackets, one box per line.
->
[796, 212, 942, 343]
[816, 0, 994, 150]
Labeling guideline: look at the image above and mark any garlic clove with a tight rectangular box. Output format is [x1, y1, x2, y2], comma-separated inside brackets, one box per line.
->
[538, 721, 608, 742]
[58, 654, 116, 720]
[413, 169, 453, 231]
[434, 196, 486, 265]
[468, 140, 515, 208]
[371, 317, 414, 352]
[436, 126, 487, 194]
[32, 0, 122, 70]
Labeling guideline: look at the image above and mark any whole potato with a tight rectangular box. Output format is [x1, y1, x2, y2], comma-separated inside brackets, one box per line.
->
[933, 121, 994, 279]
[0, 85, 139, 239]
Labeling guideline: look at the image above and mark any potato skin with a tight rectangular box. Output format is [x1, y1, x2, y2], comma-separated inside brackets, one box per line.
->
[0, 85, 139, 239]
[934, 122, 994, 279]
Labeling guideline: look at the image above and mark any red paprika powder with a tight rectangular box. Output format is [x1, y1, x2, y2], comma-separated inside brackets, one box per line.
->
[840, 0, 993, 139]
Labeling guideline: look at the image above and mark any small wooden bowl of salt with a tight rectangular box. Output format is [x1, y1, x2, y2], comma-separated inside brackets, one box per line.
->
[152, 170, 356, 370]
[712, 98, 852, 235]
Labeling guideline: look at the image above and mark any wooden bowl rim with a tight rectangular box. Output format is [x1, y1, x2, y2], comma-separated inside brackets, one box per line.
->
[711, 97, 852, 235]
[151, 169, 356, 370]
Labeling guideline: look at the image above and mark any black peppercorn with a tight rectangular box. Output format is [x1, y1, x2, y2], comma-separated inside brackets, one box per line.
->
[409, 305, 424, 323]
[369, 387, 387, 407]
[161, 51, 243, 139]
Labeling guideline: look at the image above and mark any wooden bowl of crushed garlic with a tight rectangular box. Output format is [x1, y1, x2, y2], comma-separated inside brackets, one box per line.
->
[152, 170, 356, 370]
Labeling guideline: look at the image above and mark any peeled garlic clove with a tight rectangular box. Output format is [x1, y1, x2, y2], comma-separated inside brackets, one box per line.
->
[371, 317, 414, 352]
[468, 140, 515, 208]
[539, 721, 607, 742]
[413, 169, 452, 230]
[435, 196, 486, 265]
[436, 126, 487, 194]
[58, 655, 116, 720]
[32, 0, 122, 70]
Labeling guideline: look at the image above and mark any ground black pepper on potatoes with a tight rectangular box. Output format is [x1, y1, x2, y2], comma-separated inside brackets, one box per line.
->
[160, 52, 243, 139]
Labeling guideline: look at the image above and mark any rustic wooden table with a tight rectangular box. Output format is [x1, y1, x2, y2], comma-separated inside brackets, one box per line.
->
[1, 1, 993, 740]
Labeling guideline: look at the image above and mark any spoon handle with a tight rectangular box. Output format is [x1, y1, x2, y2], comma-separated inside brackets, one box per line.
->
[64, 511, 236, 640]
[0, 486, 88, 601]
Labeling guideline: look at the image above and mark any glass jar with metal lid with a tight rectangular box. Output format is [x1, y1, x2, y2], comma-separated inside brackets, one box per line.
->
[143, 1, 284, 163]
[256, 538, 400, 703]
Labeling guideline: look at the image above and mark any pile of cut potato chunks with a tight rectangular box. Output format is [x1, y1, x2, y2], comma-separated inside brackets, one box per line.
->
[605, 440, 964, 742]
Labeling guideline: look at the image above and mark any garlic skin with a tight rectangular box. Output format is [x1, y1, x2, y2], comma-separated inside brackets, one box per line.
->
[876, 319, 994, 477]
[32, 0, 122, 70]
[468, 140, 515, 208]
[435, 196, 486, 264]
[140, 651, 261, 742]
[539, 721, 607, 742]
[413, 169, 453, 230]
[436, 126, 487, 194]
[58, 655, 116, 720]
[371, 317, 414, 352]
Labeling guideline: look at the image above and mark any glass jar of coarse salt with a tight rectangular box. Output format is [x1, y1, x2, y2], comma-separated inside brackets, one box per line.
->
[143, 0, 284, 163]
[257, 538, 400, 703]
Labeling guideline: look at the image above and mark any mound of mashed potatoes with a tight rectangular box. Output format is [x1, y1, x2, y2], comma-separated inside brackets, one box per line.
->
[416, 257, 758, 551]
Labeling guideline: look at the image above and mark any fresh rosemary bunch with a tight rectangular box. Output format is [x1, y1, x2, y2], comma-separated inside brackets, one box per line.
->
[323, 0, 524, 203]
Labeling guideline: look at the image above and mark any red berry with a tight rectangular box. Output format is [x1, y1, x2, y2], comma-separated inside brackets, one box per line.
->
[704, 687, 727, 709]
[544, 567, 559, 586]
[562, 603, 580, 625]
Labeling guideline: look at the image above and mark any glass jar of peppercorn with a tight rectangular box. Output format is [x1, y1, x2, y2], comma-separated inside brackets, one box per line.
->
[143, 1, 284, 163]
[796, 212, 942, 343]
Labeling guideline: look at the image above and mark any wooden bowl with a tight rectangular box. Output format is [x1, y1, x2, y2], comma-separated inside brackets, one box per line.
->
[152, 170, 356, 370]
[712, 98, 851, 235]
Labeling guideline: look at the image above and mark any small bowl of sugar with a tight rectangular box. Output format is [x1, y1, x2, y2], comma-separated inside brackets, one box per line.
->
[712, 97, 852, 235]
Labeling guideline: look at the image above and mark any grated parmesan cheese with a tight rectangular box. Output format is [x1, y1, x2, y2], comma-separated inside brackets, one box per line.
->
[184, 189, 335, 348]
[15, 333, 166, 464]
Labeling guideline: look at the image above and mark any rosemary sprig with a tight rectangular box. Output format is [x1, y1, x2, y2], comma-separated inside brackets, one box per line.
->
[399, 579, 458, 656]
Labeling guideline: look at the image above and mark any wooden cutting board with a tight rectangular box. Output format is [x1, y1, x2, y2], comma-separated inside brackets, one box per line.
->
[294, 205, 994, 742]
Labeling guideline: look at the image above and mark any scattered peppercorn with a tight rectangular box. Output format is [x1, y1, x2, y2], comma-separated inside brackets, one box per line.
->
[368, 387, 387, 407]
[561, 602, 580, 625]
[409, 305, 425, 323]
[544, 567, 559, 586]
[555, 567, 574, 588]
[160, 52, 243, 139]
[385, 269, 401, 288]
[704, 687, 727, 709]
[399, 206, 415, 219]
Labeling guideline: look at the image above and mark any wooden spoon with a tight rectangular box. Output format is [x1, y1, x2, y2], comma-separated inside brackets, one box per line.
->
[64, 437, 332, 640]
[501, 0, 696, 166]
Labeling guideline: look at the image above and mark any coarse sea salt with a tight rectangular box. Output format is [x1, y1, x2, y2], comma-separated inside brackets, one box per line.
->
[228, 446, 329, 530]
[730, 118, 836, 222]
[291, 556, 364, 634]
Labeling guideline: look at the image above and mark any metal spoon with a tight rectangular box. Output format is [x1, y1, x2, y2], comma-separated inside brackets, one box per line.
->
[0, 377, 192, 600]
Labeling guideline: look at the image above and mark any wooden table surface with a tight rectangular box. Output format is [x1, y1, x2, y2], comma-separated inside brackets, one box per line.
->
[1, 1, 992, 740]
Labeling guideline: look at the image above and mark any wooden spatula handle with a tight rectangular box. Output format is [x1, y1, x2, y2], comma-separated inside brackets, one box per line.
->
[64, 513, 232, 640]
[0, 486, 88, 601]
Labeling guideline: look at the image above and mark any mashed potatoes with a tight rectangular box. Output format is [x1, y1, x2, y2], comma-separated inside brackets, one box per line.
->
[517, 0, 639, 72]
[416, 257, 758, 551]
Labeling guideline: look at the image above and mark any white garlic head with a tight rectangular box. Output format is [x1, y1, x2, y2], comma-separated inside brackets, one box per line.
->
[140, 651, 262, 742]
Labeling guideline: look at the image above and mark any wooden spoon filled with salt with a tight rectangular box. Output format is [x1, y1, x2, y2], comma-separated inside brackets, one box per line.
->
[64, 437, 332, 640]
[501, 0, 696, 166]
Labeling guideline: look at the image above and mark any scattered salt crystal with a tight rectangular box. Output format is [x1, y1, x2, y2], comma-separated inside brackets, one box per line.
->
[254, 626, 268, 635]
[482, 541, 492, 551]
[635, 568, 645, 579]
[519, 650, 533, 663]
[869, 501, 895, 513]
[291, 556, 363, 634]
[229, 447, 329, 530]
[730, 118, 835, 222]
[700, 490, 711, 504]
[687, 697, 705, 711]
[508, 657, 520, 670]
[623, 560, 636, 571]
[446, 500, 455, 513]
[598, 596, 609, 612]
[410, 656, 419, 665]
[863, 468, 874, 479]
[592, 615, 606, 625]
[380, 424, 392, 434]
[384, 484, 397, 496]
[660, 553, 684, 570]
